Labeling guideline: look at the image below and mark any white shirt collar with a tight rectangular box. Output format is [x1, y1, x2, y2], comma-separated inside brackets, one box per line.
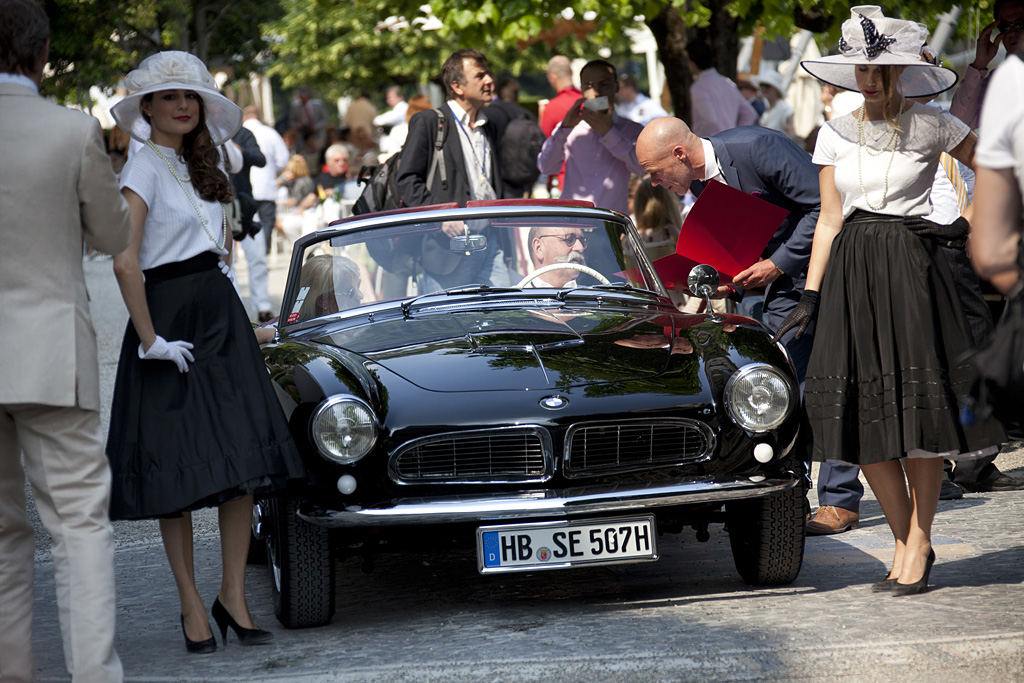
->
[700, 138, 725, 182]
[447, 99, 487, 128]
[0, 73, 39, 92]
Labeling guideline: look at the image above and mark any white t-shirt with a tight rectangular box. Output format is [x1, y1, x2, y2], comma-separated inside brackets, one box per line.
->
[977, 55, 1024, 201]
[120, 143, 229, 270]
[812, 101, 970, 218]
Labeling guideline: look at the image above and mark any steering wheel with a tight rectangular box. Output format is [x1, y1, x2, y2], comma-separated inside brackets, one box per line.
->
[516, 263, 610, 288]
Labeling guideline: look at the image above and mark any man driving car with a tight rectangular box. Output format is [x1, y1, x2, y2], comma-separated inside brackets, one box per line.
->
[526, 226, 588, 288]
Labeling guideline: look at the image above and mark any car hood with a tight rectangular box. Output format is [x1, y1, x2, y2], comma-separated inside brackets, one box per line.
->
[313, 306, 683, 392]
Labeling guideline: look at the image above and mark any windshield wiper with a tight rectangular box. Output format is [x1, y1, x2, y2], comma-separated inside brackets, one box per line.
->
[591, 282, 663, 297]
[401, 284, 523, 317]
[555, 282, 661, 301]
[443, 284, 523, 296]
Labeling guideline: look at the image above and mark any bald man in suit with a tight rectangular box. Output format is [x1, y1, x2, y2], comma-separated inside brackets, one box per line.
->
[0, 1, 131, 679]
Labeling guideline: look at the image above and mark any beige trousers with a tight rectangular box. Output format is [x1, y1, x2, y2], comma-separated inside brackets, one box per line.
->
[0, 404, 122, 683]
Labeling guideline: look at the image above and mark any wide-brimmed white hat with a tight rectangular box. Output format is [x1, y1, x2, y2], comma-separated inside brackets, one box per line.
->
[800, 6, 957, 98]
[111, 51, 242, 145]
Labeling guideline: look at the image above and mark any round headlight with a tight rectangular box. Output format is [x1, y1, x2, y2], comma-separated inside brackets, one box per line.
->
[724, 364, 793, 433]
[311, 396, 378, 464]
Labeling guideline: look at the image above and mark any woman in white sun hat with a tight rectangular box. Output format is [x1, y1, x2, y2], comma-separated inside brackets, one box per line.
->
[108, 51, 303, 652]
[775, 6, 1004, 596]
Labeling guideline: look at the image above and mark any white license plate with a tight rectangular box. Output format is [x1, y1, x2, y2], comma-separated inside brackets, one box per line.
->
[476, 515, 658, 574]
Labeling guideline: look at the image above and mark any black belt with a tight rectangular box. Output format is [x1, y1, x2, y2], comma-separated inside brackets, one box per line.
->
[846, 210, 967, 249]
[144, 252, 220, 283]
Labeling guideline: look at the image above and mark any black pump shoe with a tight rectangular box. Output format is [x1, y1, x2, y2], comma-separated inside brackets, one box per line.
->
[212, 598, 274, 646]
[871, 577, 898, 592]
[180, 614, 217, 654]
[892, 549, 936, 597]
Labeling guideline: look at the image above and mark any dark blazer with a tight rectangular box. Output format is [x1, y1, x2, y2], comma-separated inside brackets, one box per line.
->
[397, 104, 503, 207]
[691, 126, 820, 281]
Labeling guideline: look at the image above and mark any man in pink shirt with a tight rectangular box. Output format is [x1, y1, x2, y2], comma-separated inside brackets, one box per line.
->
[537, 59, 645, 215]
[686, 40, 759, 136]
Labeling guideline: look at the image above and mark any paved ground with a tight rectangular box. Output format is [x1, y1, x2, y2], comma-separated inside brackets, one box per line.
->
[23, 256, 1024, 682]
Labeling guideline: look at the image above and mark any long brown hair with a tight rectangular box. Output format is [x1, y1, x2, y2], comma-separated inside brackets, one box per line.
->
[881, 66, 905, 131]
[142, 92, 234, 204]
[634, 178, 682, 233]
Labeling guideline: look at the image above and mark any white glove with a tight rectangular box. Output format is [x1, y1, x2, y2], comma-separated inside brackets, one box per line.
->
[218, 259, 231, 277]
[138, 335, 195, 373]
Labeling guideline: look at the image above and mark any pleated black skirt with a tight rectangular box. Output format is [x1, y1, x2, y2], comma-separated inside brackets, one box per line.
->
[107, 252, 305, 520]
[804, 212, 1004, 465]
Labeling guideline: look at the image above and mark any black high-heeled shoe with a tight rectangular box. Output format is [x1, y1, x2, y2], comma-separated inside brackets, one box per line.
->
[212, 598, 274, 646]
[871, 577, 898, 592]
[180, 614, 217, 654]
[891, 548, 936, 597]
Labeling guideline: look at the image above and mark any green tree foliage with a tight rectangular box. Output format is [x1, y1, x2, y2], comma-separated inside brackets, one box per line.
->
[261, 0, 636, 102]
[43, 0, 280, 105]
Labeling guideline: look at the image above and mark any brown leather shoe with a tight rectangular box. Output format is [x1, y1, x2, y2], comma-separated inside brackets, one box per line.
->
[805, 505, 859, 535]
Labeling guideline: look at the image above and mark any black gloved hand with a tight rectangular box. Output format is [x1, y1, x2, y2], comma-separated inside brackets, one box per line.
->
[772, 290, 820, 342]
[905, 216, 969, 244]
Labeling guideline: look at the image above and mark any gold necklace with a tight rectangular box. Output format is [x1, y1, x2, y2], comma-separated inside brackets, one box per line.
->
[856, 98, 905, 211]
[145, 140, 227, 250]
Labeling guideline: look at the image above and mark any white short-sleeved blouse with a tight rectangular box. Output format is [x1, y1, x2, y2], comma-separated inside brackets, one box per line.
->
[977, 55, 1024, 201]
[119, 143, 228, 270]
[812, 101, 970, 218]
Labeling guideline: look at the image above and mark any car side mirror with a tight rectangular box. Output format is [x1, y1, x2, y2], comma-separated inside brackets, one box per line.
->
[688, 264, 726, 323]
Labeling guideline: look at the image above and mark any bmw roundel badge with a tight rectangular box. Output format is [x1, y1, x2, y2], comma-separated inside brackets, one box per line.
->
[540, 395, 569, 410]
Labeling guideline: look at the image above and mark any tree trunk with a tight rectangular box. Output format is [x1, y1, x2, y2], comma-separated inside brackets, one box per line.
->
[646, 6, 690, 124]
[706, 0, 741, 81]
[194, 1, 210, 64]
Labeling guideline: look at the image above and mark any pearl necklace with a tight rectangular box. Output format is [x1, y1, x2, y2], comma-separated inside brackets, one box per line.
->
[856, 98, 905, 211]
[145, 140, 227, 250]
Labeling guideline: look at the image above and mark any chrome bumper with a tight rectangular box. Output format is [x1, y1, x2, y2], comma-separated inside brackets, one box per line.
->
[298, 474, 800, 527]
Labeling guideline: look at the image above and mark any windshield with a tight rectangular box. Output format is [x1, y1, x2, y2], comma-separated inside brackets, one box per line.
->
[282, 213, 665, 325]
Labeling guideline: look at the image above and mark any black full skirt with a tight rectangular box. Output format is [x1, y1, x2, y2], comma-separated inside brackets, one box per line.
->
[804, 213, 1004, 465]
[107, 255, 304, 520]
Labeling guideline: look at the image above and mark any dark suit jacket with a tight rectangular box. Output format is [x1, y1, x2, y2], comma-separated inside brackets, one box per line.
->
[691, 126, 820, 281]
[396, 104, 503, 207]
[229, 126, 266, 234]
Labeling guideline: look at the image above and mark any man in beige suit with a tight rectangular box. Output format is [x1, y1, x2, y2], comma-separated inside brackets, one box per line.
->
[0, 1, 131, 680]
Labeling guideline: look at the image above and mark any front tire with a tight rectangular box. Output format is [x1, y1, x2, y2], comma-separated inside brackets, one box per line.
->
[726, 485, 806, 585]
[267, 495, 335, 628]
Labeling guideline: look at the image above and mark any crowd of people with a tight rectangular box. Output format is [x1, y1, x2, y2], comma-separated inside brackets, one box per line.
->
[3, 0, 1024, 678]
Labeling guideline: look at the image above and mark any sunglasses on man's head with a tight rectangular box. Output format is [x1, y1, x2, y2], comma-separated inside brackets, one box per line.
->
[998, 19, 1024, 34]
[539, 234, 588, 248]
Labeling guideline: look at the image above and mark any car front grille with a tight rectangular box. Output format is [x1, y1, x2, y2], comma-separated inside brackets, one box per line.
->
[390, 426, 552, 484]
[563, 419, 715, 478]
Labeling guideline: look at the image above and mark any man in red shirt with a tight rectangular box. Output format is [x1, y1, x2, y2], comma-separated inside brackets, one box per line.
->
[539, 55, 581, 194]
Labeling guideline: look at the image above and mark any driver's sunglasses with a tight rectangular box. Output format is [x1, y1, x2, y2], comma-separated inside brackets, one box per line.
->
[998, 19, 1024, 34]
[540, 234, 588, 248]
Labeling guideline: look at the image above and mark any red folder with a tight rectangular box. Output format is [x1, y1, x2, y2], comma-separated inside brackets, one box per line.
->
[653, 181, 789, 289]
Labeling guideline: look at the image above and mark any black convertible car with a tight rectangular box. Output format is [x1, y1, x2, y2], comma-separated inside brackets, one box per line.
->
[255, 200, 806, 628]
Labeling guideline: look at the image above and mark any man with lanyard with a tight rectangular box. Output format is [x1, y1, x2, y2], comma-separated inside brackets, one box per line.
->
[397, 49, 508, 290]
